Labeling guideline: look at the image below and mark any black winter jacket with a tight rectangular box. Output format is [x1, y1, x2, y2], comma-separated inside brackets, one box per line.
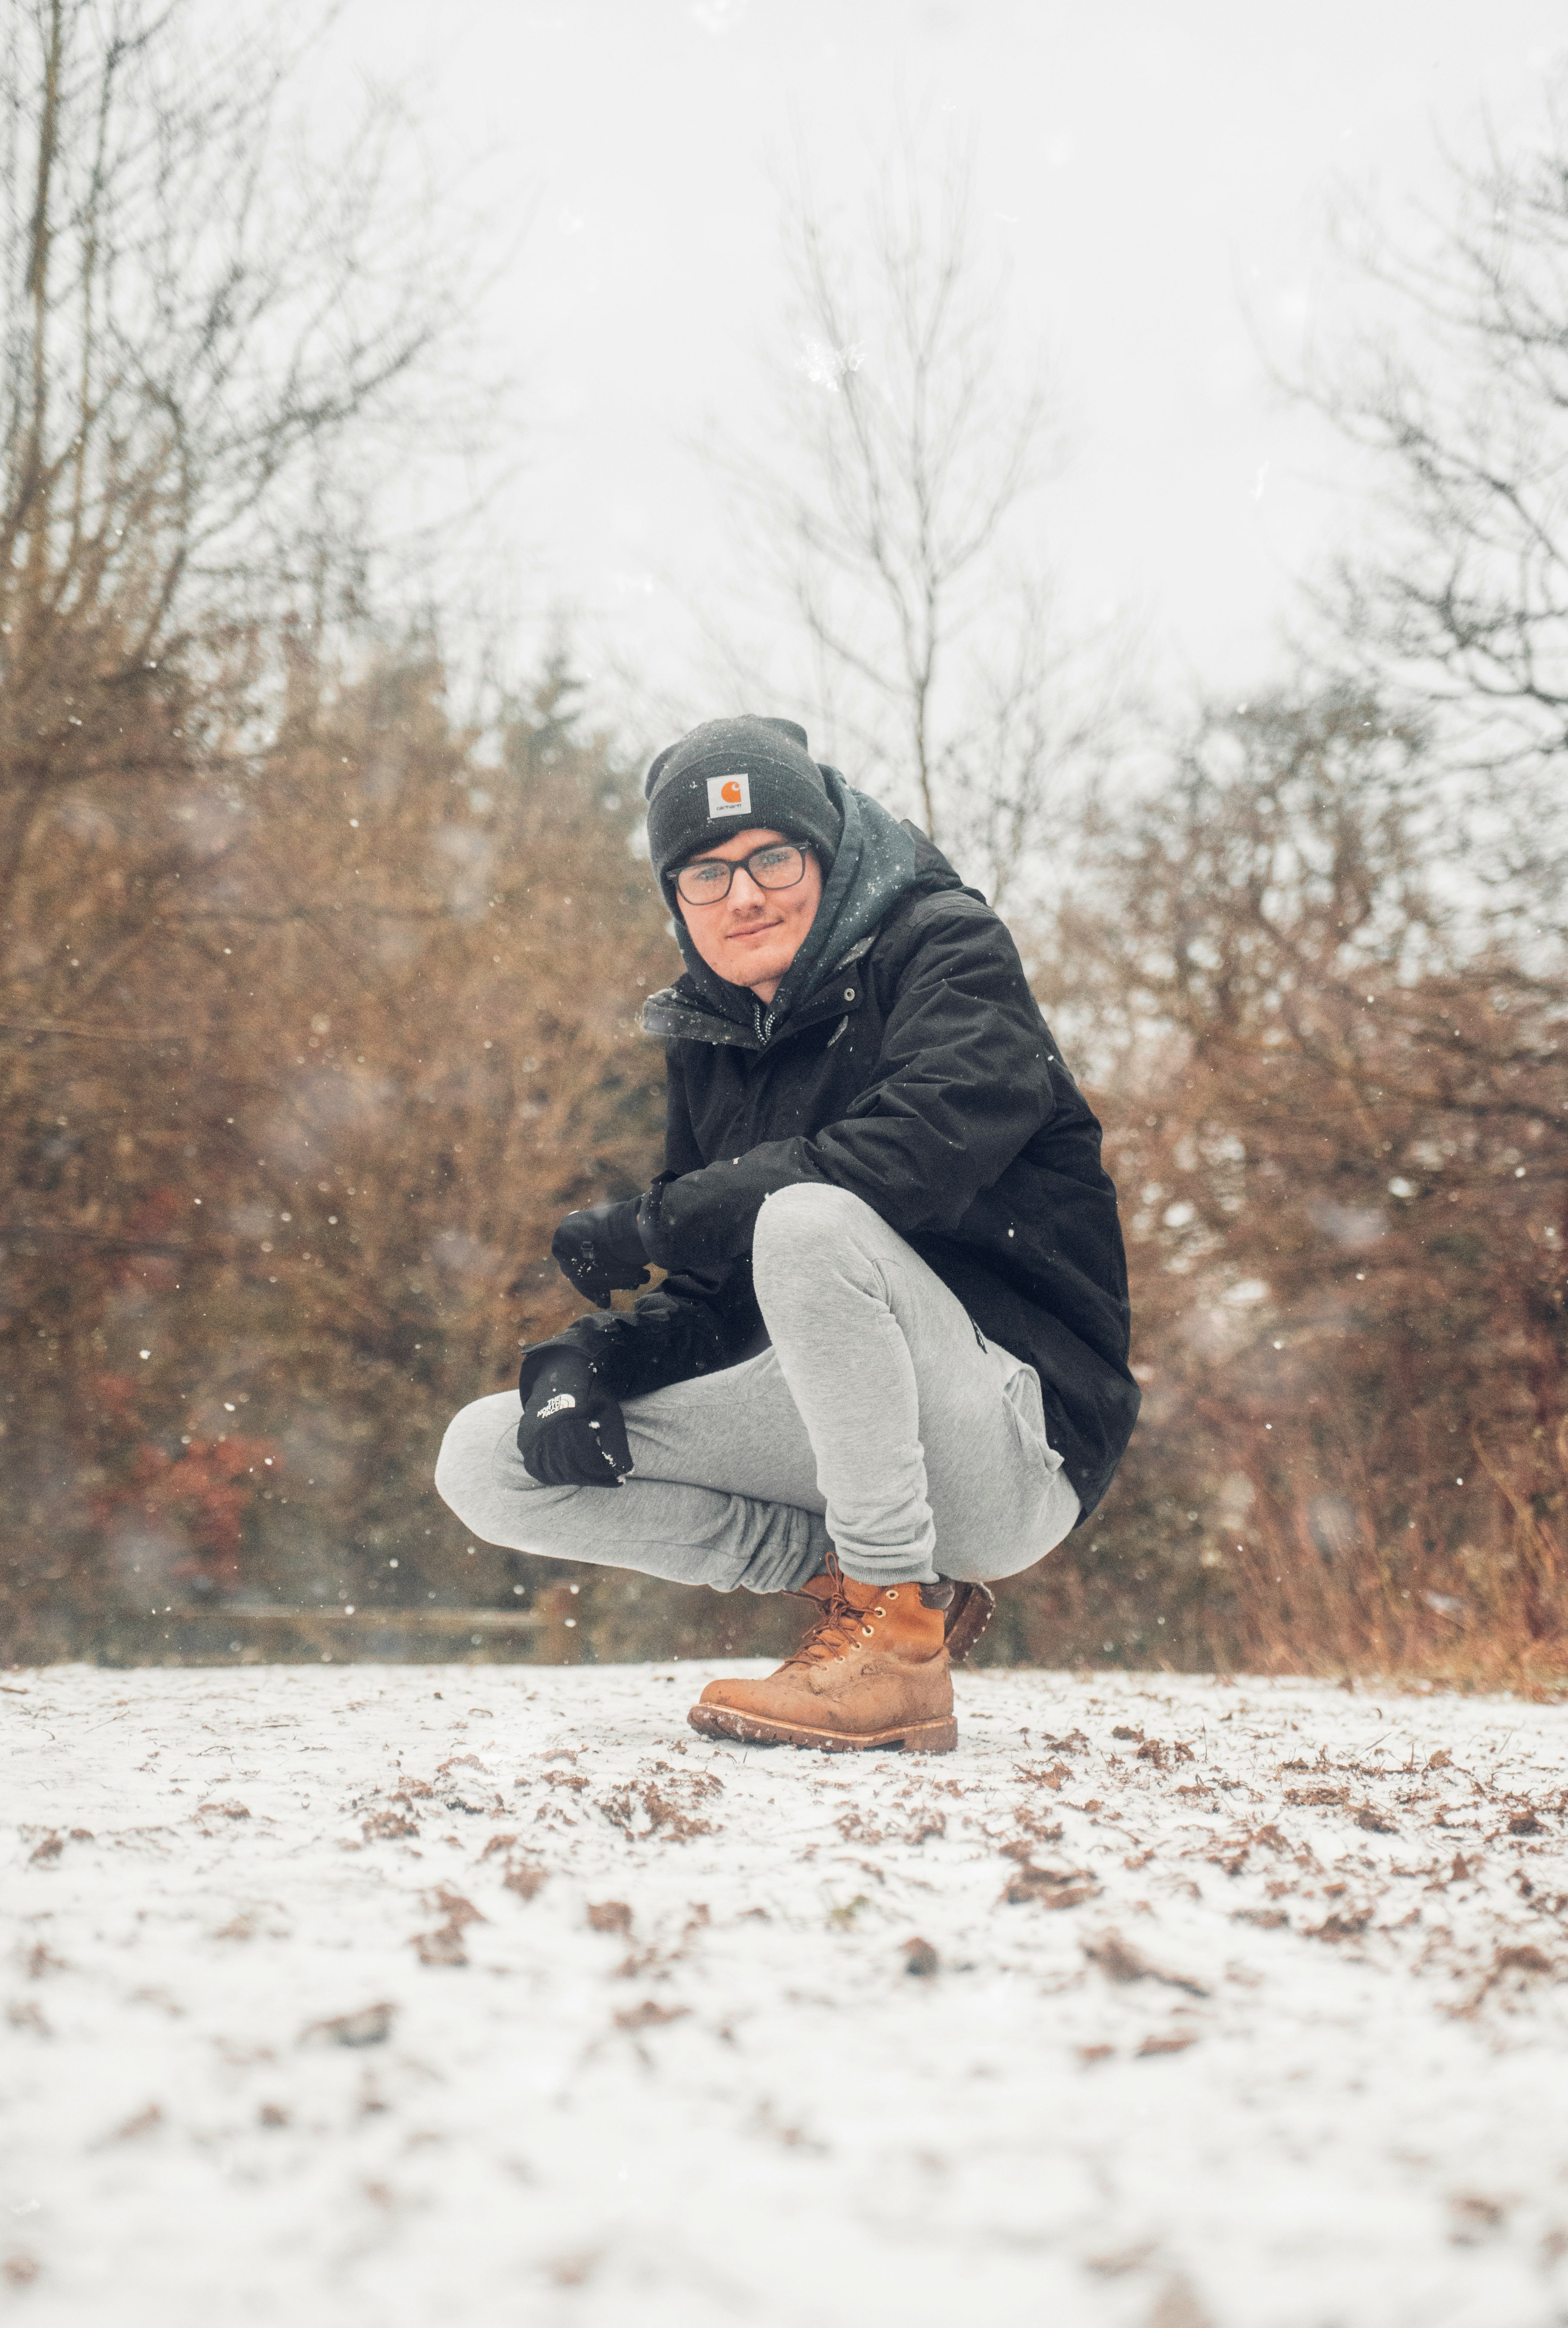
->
[522, 834, 1139, 1521]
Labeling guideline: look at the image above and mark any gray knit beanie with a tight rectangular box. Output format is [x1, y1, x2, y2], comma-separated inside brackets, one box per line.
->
[643, 715, 843, 899]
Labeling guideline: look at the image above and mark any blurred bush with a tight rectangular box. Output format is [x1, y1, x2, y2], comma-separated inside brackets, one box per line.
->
[9, 669, 1564, 1689]
[999, 691, 1568, 1686]
[0, 643, 680, 1658]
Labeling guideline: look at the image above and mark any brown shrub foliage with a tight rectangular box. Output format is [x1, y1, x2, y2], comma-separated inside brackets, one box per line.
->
[1000, 693, 1568, 1684]
[1, 648, 682, 1656]
[6, 645, 1563, 1684]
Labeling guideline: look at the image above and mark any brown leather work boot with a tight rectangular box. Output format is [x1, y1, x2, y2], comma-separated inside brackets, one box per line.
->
[688, 1557, 957, 1753]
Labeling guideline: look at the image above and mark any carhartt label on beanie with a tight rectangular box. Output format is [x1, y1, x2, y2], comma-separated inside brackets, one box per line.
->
[706, 772, 751, 818]
[644, 714, 842, 890]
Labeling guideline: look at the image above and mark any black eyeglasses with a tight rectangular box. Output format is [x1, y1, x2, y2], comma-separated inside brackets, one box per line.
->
[674, 841, 813, 907]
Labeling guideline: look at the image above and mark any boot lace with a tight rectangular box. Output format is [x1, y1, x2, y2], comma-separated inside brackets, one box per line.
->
[789, 1558, 897, 1668]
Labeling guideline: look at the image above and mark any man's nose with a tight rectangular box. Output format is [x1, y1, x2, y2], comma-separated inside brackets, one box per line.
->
[727, 866, 767, 906]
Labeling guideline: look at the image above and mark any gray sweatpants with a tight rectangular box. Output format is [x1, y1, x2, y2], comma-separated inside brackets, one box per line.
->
[435, 1183, 1080, 1592]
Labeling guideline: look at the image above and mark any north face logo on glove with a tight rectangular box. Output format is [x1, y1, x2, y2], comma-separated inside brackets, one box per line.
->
[706, 773, 751, 817]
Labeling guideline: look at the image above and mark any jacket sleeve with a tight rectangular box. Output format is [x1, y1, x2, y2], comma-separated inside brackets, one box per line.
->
[517, 1049, 762, 1405]
[639, 897, 1057, 1272]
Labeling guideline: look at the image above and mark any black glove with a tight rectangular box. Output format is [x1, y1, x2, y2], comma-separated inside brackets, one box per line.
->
[516, 1349, 632, 1488]
[551, 1198, 650, 1310]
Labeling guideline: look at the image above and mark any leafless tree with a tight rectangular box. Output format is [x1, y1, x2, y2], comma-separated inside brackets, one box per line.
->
[0, 0, 495, 1648]
[1296, 75, 1568, 947]
[712, 130, 1128, 905]
[0, 0, 471, 1161]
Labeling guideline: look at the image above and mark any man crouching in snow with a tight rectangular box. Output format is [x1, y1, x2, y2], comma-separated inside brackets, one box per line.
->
[436, 716, 1138, 1753]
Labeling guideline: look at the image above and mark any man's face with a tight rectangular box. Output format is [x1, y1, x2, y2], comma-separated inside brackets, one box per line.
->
[675, 826, 825, 1003]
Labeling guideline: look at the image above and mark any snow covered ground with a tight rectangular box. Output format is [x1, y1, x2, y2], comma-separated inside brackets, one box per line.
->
[5, 1660, 1568, 2328]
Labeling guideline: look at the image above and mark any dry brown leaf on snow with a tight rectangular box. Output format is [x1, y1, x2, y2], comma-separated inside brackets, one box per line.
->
[1085, 1930, 1209, 1997]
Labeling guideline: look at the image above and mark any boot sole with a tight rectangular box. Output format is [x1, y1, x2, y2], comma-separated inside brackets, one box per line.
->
[687, 1704, 958, 1754]
[945, 1581, 995, 1665]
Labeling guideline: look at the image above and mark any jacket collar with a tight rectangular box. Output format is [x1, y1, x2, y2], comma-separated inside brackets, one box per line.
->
[642, 936, 874, 1052]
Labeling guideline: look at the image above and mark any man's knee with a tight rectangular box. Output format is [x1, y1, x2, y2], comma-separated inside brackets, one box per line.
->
[753, 1182, 885, 1282]
[433, 1392, 520, 1536]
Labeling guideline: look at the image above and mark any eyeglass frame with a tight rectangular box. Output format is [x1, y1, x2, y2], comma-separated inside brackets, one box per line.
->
[672, 839, 816, 907]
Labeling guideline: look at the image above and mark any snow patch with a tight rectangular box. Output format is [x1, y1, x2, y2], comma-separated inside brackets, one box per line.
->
[5, 1663, 1568, 2325]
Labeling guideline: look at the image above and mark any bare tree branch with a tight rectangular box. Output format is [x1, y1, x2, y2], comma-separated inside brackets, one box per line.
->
[706, 124, 1131, 902]
[1287, 77, 1568, 948]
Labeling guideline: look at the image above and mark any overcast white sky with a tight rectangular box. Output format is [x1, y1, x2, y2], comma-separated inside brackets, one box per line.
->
[295, 0, 1566, 726]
